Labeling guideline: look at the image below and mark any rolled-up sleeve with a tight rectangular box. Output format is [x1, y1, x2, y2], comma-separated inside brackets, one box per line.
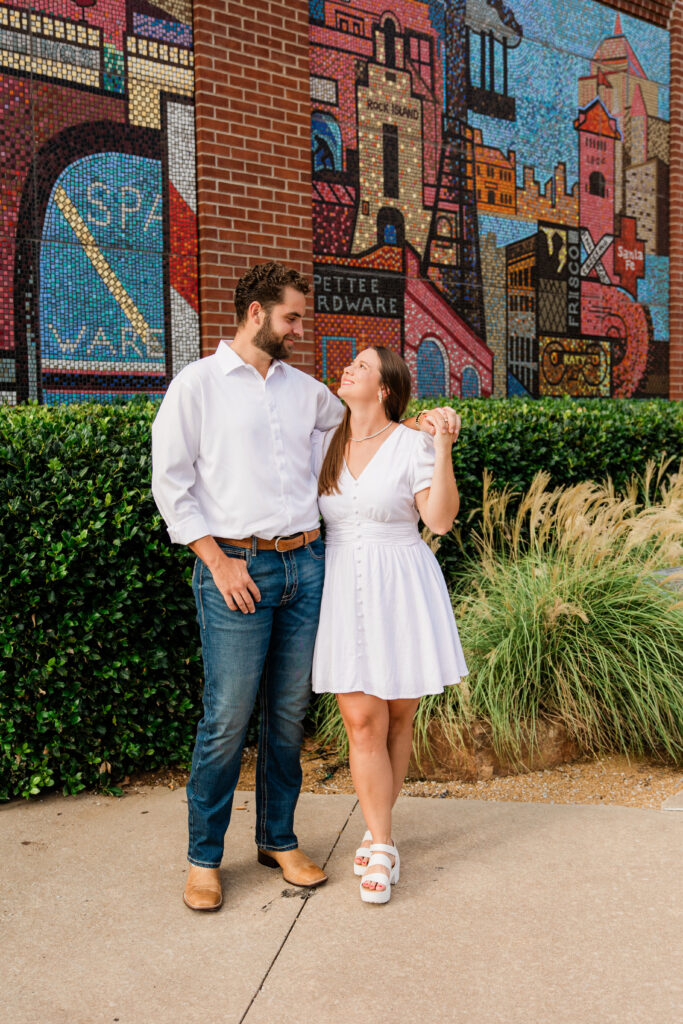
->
[151, 376, 209, 545]
[314, 383, 344, 431]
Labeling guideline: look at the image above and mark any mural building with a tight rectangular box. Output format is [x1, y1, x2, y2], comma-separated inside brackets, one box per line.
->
[0, 0, 199, 404]
[309, 0, 670, 398]
[0, 0, 671, 404]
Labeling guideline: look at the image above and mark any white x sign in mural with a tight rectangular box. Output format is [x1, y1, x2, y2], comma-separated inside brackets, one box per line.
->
[580, 229, 613, 285]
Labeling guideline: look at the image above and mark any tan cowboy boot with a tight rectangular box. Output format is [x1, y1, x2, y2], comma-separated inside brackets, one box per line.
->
[183, 865, 223, 911]
[257, 848, 327, 887]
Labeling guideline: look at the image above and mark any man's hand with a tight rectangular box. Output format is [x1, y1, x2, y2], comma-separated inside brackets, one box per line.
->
[211, 553, 262, 613]
[189, 536, 262, 614]
[418, 407, 461, 438]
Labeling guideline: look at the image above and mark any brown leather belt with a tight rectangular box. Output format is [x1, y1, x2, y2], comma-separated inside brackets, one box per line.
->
[215, 529, 320, 553]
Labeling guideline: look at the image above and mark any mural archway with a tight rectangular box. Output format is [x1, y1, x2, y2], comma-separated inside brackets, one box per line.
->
[417, 337, 448, 397]
[15, 111, 198, 404]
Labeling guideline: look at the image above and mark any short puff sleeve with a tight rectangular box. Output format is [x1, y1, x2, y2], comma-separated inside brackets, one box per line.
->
[410, 431, 436, 495]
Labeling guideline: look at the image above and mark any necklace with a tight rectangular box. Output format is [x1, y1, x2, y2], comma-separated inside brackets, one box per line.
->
[349, 421, 393, 442]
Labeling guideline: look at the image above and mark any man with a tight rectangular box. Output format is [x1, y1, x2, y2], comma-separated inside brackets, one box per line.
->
[152, 262, 455, 911]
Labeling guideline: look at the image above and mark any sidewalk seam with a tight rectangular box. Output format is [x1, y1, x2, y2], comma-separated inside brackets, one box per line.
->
[238, 798, 359, 1024]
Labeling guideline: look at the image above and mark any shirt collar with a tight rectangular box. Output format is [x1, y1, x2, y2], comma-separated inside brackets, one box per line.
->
[216, 340, 286, 378]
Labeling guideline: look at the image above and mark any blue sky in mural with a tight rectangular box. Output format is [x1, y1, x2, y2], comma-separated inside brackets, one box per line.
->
[309, 0, 669, 196]
[429, 0, 669, 189]
[637, 255, 669, 341]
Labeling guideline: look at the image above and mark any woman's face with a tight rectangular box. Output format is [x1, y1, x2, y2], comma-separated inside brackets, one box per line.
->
[338, 348, 386, 403]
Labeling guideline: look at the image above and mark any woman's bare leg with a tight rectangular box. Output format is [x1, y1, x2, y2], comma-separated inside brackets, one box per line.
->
[337, 692, 394, 891]
[387, 698, 421, 804]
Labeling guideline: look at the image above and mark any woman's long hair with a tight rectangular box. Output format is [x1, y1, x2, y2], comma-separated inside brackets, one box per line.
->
[318, 346, 411, 496]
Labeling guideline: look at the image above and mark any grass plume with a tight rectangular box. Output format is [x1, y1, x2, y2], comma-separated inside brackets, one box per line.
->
[454, 459, 683, 765]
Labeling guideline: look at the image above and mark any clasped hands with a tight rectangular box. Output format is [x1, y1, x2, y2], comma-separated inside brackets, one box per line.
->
[417, 406, 461, 450]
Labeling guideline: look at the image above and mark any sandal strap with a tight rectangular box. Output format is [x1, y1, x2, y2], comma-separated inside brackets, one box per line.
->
[355, 830, 374, 860]
[367, 852, 392, 870]
[362, 871, 391, 886]
[370, 843, 397, 857]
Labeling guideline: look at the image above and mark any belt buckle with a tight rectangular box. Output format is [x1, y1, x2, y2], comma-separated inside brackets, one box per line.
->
[274, 532, 304, 552]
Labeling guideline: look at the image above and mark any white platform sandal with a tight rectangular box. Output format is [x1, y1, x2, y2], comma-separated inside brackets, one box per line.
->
[360, 843, 400, 905]
[353, 830, 373, 876]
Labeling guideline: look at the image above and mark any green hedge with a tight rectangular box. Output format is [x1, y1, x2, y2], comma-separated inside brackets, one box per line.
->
[1, 397, 682, 800]
[406, 396, 683, 578]
[0, 401, 201, 800]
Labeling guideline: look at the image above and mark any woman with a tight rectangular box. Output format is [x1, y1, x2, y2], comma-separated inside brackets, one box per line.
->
[311, 346, 467, 904]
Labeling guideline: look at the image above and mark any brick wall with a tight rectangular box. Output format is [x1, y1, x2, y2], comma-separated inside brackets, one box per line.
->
[608, 0, 672, 27]
[193, 0, 315, 370]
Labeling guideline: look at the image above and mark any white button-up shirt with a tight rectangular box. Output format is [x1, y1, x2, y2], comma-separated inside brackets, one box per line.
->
[151, 341, 344, 545]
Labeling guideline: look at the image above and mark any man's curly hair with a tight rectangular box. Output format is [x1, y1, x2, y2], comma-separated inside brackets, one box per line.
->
[234, 262, 310, 323]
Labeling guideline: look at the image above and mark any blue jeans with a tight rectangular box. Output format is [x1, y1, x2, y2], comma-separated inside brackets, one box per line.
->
[186, 538, 325, 867]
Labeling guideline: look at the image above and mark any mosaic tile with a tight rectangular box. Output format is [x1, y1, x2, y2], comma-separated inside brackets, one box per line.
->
[22, 237, 165, 402]
[309, 0, 671, 400]
[0, 0, 673, 406]
[1, 0, 198, 406]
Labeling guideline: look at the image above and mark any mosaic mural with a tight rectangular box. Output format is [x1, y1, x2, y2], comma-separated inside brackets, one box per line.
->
[309, 0, 670, 399]
[0, 0, 199, 405]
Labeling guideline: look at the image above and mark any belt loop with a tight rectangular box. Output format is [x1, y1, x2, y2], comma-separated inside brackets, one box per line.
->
[251, 535, 258, 557]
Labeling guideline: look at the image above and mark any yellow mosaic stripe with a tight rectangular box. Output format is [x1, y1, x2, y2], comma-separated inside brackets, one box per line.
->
[54, 187, 150, 343]
[147, 0, 191, 25]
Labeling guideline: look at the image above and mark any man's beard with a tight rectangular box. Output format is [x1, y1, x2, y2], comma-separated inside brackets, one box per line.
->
[253, 315, 293, 360]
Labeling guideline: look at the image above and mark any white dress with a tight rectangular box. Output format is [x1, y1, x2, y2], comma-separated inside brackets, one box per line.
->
[311, 424, 468, 699]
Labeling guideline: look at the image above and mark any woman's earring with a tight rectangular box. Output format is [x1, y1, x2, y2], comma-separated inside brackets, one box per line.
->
[378, 391, 383, 403]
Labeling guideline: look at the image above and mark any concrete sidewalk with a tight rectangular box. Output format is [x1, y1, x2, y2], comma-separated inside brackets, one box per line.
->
[1, 787, 681, 1024]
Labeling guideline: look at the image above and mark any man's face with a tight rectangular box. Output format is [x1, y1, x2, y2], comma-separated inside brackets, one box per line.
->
[252, 286, 306, 360]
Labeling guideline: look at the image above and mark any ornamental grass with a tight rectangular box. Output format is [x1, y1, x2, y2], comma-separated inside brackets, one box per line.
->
[315, 460, 683, 767]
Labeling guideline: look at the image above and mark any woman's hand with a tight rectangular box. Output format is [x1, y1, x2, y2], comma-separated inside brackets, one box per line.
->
[418, 407, 460, 438]
[415, 411, 461, 534]
[431, 411, 461, 452]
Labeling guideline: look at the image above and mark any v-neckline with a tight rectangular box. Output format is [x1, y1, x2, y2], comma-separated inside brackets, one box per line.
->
[343, 423, 403, 483]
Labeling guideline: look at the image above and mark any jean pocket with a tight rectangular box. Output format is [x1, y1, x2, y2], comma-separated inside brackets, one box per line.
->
[217, 544, 251, 568]
[306, 538, 325, 561]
